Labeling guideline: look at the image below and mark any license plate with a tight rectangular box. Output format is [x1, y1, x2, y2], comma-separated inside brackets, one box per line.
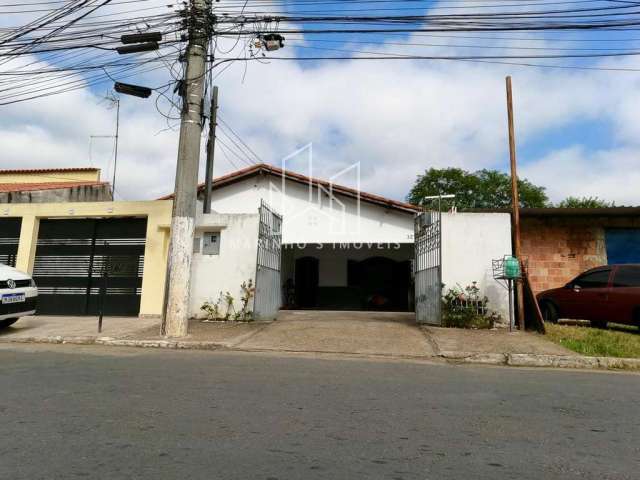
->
[2, 293, 25, 304]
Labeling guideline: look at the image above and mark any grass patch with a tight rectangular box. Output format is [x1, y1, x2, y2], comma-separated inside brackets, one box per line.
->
[545, 322, 640, 358]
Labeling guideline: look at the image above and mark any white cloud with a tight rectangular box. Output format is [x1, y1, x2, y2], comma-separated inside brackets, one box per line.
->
[1, 5, 639, 206]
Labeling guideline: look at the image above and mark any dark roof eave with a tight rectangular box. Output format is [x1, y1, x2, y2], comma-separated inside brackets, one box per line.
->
[465, 207, 640, 217]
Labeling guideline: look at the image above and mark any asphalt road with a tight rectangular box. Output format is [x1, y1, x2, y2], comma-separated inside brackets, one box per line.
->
[0, 345, 638, 480]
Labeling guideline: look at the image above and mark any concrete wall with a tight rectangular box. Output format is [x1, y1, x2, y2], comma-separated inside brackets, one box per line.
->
[0, 184, 113, 204]
[441, 212, 512, 323]
[201, 176, 415, 244]
[189, 212, 260, 318]
[2, 200, 172, 317]
[0, 169, 100, 184]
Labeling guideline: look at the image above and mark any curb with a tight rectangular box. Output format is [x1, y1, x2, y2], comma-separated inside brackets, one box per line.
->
[0, 336, 226, 351]
[438, 350, 640, 370]
[2, 336, 639, 371]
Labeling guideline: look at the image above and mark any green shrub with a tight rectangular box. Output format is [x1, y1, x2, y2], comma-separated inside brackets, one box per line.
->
[441, 282, 500, 329]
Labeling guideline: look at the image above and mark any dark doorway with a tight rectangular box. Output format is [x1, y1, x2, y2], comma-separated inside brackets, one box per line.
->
[348, 257, 411, 311]
[0, 218, 21, 267]
[33, 217, 147, 316]
[295, 256, 319, 308]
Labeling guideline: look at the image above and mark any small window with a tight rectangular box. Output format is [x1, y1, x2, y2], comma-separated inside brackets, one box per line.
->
[612, 266, 640, 288]
[193, 237, 201, 254]
[573, 269, 611, 289]
[202, 232, 220, 255]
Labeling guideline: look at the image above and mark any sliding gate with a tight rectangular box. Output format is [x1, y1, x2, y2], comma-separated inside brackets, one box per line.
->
[0, 218, 21, 267]
[414, 210, 442, 325]
[33, 218, 147, 316]
[253, 201, 282, 321]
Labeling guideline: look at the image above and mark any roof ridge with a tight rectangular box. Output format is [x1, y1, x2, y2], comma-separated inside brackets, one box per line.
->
[0, 167, 100, 174]
[160, 163, 420, 212]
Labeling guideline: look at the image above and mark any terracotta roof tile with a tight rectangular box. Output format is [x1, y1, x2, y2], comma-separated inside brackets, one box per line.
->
[0, 167, 99, 174]
[0, 181, 108, 193]
[160, 163, 420, 213]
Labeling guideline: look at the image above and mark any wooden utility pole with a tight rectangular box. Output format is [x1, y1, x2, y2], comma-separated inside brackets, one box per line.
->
[203, 86, 218, 214]
[163, 0, 210, 337]
[506, 75, 525, 331]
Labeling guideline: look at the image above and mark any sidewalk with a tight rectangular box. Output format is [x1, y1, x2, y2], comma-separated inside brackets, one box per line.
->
[1, 313, 639, 370]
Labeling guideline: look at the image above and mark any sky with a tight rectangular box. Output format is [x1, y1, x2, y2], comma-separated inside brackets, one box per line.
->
[0, 0, 639, 205]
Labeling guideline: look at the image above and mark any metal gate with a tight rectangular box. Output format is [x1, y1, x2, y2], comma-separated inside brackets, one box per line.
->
[33, 218, 147, 316]
[414, 210, 442, 325]
[0, 218, 21, 267]
[253, 201, 282, 321]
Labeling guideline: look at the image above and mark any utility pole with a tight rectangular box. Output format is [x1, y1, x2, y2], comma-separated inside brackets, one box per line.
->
[163, 0, 211, 337]
[203, 85, 218, 214]
[506, 75, 525, 331]
[112, 97, 120, 197]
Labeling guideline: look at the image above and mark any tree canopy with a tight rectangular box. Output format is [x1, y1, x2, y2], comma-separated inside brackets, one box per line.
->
[556, 196, 615, 208]
[407, 167, 549, 210]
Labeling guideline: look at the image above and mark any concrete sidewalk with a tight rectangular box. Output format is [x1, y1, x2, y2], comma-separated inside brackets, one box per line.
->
[1, 312, 639, 370]
[424, 326, 572, 356]
[0, 315, 158, 341]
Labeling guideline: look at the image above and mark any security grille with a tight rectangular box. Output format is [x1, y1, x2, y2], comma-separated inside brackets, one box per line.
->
[253, 200, 282, 321]
[0, 218, 21, 267]
[33, 218, 147, 316]
[414, 210, 442, 325]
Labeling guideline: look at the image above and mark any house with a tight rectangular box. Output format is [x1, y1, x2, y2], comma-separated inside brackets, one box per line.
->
[0, 167, 112, 203]
[520, 207, 640, 292]
[1, 163, 512, 325]
[181, 164, 512, 322]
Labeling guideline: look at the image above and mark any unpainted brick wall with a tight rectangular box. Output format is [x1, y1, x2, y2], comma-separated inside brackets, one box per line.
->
[521, 217, 607, 293]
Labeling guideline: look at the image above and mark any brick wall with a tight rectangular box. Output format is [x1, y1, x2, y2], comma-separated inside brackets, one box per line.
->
[521, 217, 607, 293]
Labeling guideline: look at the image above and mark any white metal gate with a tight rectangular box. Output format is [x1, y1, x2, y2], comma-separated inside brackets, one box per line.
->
[253, 200, 282, 321]
[414, 210, 442, 325]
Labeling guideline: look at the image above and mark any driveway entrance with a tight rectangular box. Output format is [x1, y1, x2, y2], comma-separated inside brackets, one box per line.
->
[239, 310, 435, 357]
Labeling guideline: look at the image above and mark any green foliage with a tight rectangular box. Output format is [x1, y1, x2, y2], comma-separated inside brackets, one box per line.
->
[556, 196, 615, 208]
[200, 280, 255, 322]
[545, 323, 640, 359]
[441, 282, 501, 329]
[238, 279, 255, 322]
[407, 167, 548, 210]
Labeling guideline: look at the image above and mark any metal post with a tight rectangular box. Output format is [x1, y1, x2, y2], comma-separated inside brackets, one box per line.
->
[507, 278, 514, 332]
[203, 85, 218, 214]
[98, 241, 109, 334]
[162, 0, 210, 337]
[506, 76, 525, 331]
[112, 98, 120, 198]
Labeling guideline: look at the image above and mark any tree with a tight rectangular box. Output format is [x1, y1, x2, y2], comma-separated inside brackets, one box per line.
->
[407, 167, 549, 210]
[556, 196, 615, 208]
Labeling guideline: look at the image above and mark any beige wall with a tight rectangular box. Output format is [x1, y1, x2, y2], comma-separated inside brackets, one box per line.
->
[2, 200, 172, 316]
[0, 169, 101, 184]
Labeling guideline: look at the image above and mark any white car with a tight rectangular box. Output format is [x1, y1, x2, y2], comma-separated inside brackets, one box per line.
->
[0, 263, 37, 328]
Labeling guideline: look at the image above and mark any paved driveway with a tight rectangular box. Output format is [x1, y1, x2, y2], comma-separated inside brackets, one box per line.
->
[237, 310, 435, 357]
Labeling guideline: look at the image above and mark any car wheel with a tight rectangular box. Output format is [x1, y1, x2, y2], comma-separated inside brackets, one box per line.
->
[541, 302, 559, 323]
[591, 320, 608, 329]
[0, 318, 18, 329]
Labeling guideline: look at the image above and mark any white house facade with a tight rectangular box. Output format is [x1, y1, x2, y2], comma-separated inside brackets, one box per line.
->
[184, 164, 512, 323]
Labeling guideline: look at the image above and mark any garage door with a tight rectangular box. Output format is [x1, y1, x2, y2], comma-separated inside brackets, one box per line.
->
[0, 218, 21, 267]
[33, 218, 147, 316]
[606, 229, 640, 264]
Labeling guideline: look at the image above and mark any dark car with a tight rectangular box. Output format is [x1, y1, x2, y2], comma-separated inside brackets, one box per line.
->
[537, 264, 640, 328]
